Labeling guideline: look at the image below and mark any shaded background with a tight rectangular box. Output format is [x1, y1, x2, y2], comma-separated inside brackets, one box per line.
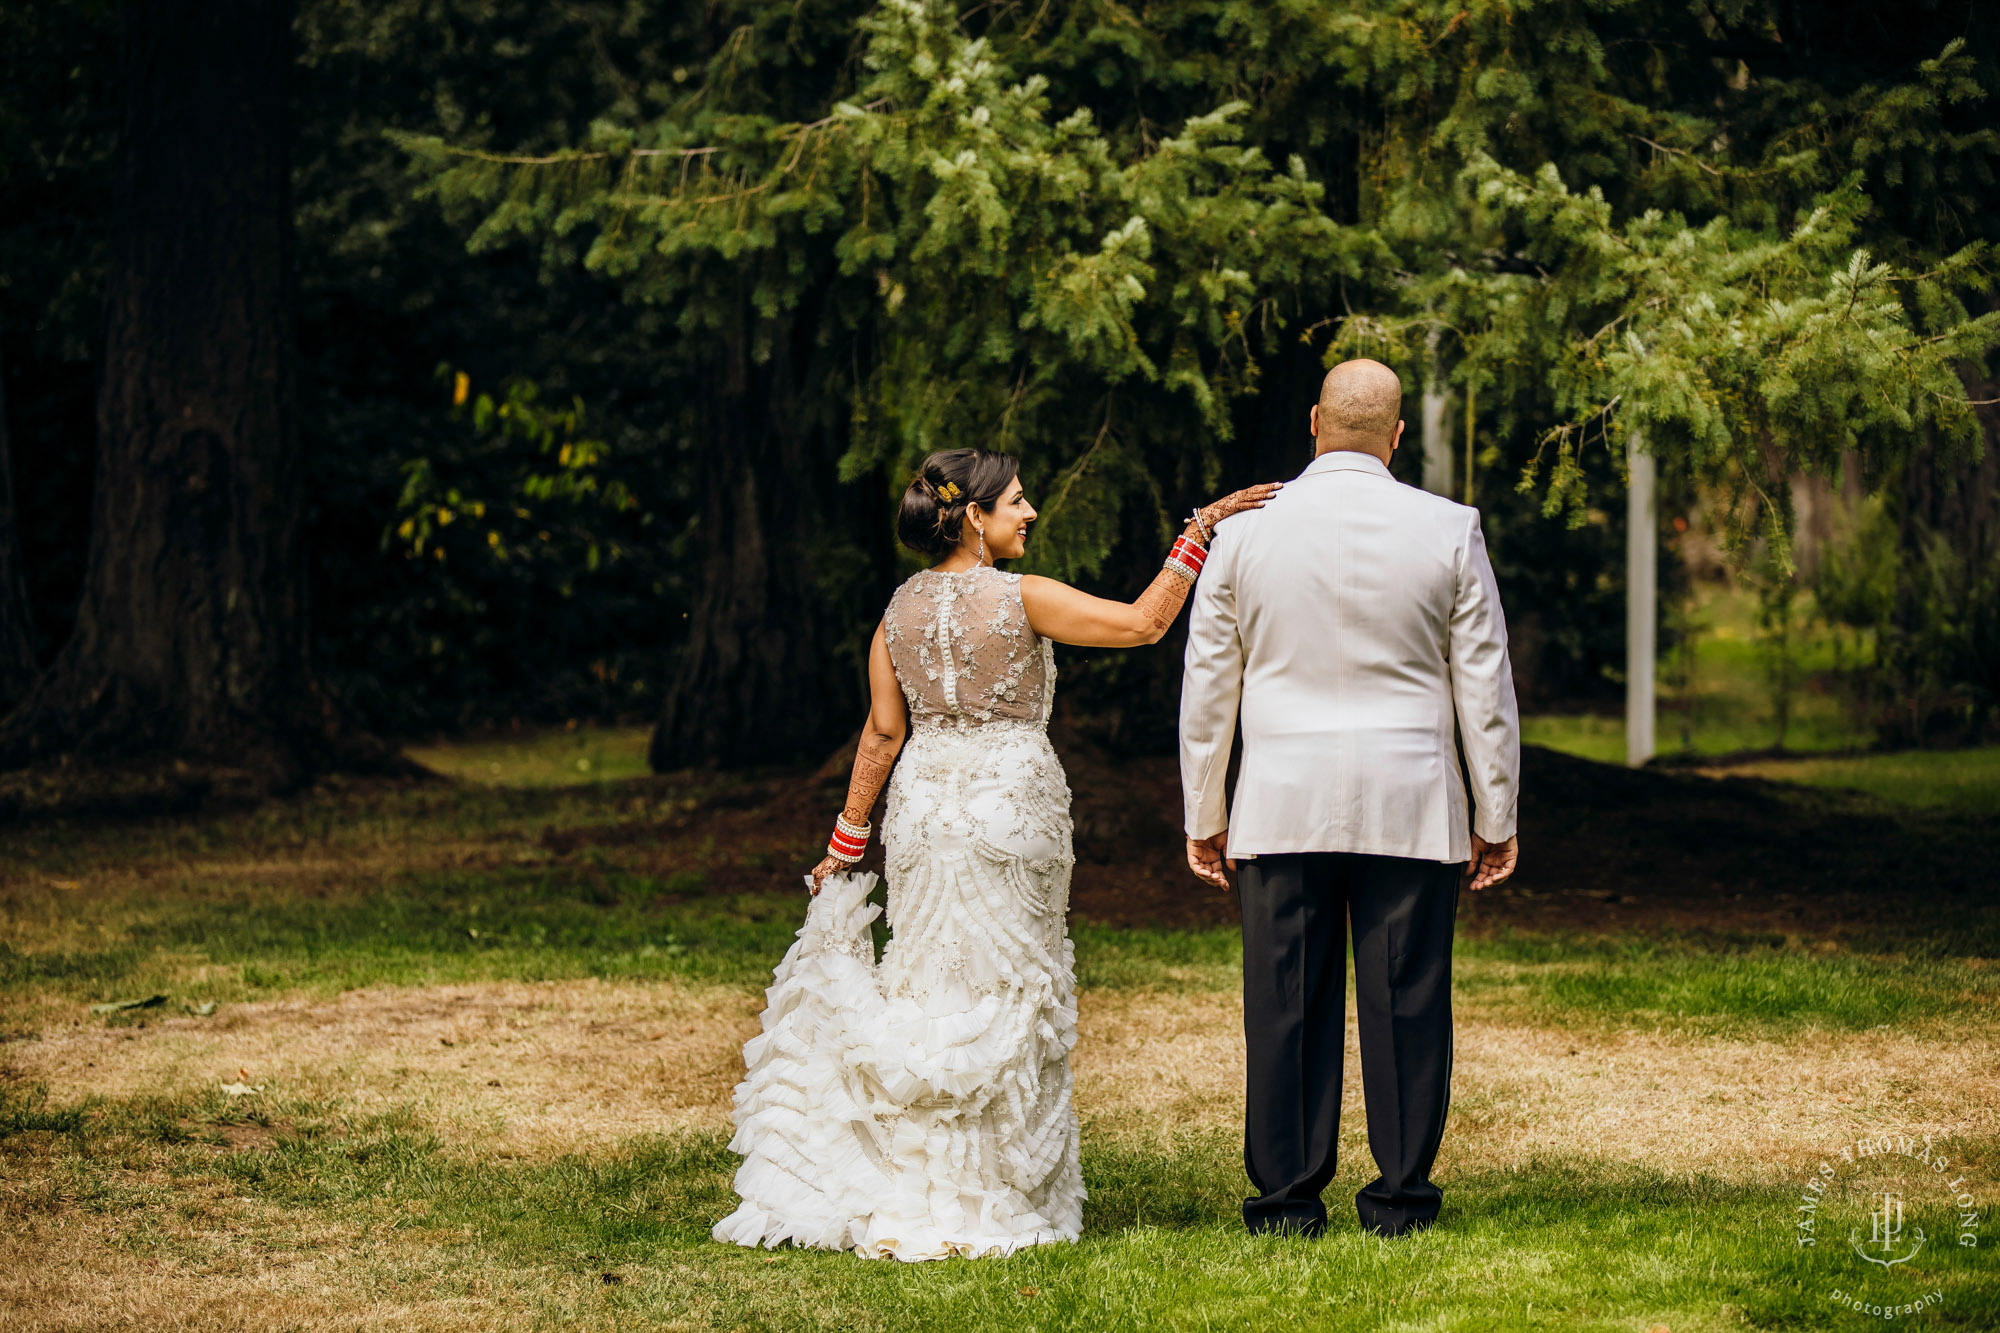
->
[0, 0, 1994, 781]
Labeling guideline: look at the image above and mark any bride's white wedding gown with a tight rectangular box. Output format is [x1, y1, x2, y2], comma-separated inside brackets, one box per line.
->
[713, 565, 1083, 1261]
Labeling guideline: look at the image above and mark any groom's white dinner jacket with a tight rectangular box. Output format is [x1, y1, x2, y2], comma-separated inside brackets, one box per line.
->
[1180, 449, 1521, 863]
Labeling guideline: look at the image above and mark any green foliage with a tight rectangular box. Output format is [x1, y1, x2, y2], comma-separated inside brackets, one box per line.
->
[388, 0, 2000, 725]
[1467, 173, 1994, 535]
[1335, 22, 2000, 546]
[6, 0, 1999, 742]
[291, 1, 709, 733]
[393, 369, 639, 586]
[396, 0, 1371, 582]
[1818, 485, 2000, 742]
[1747, 543, 1805, 749]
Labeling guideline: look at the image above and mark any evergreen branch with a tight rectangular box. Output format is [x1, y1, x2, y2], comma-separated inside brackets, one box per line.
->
[1629, 133, 1724, 178]
[1040, 402, 1115, 522]
[438, 145, 720, 166]
[421, 100, 891, 172]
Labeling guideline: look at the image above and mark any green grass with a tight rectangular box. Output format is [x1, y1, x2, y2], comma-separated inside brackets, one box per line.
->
[406, 725, 654, 788]
[1072, 920, 1244, 991]
[1523, 719, 2000, 819]
[9, 863, 1994, 1039]
[1, 779, 724, 887]
[0, 872, 792, 1005]
[1521, 711, 1630, 764]
[1707, 747, 2000, 817]
[5, 1082, 1992, 1331]
[3, 873, 1267, 1014]
[1456, 933, 2000, 1034]
[1092, 928, 2000, 1035]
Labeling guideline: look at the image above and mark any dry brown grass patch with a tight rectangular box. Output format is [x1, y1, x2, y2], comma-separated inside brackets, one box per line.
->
[0, 1208, 657, 1333]
[1, 979, 761, 1158]
[11, 977, 1996, 1186]
[1074, 989, 2000, 1182]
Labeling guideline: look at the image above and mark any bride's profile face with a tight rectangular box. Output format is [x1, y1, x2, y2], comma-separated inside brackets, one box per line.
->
[968, 478, 1037, 561]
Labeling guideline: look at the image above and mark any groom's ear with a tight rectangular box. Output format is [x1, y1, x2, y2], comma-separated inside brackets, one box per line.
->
[1308, 403, 1320, 438]
[1391, 419, 1406, 453]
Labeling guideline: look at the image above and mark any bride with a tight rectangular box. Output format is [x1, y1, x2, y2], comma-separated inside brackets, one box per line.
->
[713, 447, 1276, 1261]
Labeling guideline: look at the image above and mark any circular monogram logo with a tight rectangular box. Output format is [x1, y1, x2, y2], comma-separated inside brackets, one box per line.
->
[1794, 1131, 1984, 1320]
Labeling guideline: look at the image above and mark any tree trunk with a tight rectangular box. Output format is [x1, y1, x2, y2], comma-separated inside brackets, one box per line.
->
[0, 359, 39, 707]
[0, 0, 389, 793]
[648, 298, 886, 770]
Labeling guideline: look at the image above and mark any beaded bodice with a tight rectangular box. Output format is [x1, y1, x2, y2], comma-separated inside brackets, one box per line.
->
[882, 566, 1056, 729]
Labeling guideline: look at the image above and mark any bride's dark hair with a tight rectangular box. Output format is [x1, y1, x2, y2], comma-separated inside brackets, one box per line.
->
[896, 448, 1020, 556]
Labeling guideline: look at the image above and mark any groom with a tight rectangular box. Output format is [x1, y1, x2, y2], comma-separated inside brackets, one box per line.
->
[1179, 357, 1521, 1238]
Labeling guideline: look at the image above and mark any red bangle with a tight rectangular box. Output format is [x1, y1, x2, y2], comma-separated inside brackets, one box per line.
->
[1166, 533, 1208, 582]
[828, 814, 871, 863]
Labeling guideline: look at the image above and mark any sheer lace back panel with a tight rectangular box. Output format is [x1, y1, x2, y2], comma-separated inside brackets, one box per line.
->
[882, 567, 1055, 728]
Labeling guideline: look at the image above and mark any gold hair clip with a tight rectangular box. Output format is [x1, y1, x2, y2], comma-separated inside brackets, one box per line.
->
[937, 481, 963, 502]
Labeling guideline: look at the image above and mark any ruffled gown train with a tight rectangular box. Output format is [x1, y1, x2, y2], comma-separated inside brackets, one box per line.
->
[713, 566, 1083, 1261]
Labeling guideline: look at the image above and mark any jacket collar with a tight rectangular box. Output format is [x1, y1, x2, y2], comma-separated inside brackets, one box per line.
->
[1298, 449, 1394, 481]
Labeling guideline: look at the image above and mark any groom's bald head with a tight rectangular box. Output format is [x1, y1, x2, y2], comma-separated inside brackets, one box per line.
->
[1312, 359, 1404, 461]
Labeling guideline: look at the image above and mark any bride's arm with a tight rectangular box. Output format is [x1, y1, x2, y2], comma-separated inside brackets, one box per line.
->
[808, 623, 907, 894]
[1019, 483, 1281, 649]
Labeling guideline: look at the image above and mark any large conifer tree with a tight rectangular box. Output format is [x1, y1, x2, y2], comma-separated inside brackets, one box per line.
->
[0, 362, 36, 708]
[0, 0, 388, 791]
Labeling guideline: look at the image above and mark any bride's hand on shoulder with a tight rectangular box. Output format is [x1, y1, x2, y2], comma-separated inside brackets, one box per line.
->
[1197, 482, 1283, 533]
[808, 854, 845, 895]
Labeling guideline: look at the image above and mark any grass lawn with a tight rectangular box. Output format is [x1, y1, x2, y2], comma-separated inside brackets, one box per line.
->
[406, 725, 654, 788]
[2, 740, 1995, 1329]
[1523, 581, 2000, 820]
[1691, 747, 2000, 817]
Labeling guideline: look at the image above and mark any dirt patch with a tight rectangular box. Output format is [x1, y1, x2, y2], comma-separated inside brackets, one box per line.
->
[1, 980, 761, 1158]
[213, 1121, 289, 1151]
[528, 740, 2000, 941]
[1056, 741, 1999, 938]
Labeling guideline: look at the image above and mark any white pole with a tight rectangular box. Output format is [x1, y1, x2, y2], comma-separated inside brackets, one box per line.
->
[1626, 428, 1656, 767]
[1421, 330, 1453, 496]
[1424, 384, 1456, 492]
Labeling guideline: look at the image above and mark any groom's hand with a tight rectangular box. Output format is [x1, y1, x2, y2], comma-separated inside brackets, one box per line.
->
[1464, 834, 1519, 891]
[1187, 832, 1235, 891]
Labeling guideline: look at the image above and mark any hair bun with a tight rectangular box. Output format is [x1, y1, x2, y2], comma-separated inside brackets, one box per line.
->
[896, 447, 1021, 558]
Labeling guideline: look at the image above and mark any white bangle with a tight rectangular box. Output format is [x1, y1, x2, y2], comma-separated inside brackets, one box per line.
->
[828, 813, 872, 863]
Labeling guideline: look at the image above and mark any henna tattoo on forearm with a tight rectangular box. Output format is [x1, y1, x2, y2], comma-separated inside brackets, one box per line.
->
[1135, 566, 1194, 633]
[1130, 518, 1207, 630]
[841, 732, 899, 826]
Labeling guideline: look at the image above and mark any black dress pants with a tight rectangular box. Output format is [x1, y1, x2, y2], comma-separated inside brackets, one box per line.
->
[1237, 851, 1461, 1237]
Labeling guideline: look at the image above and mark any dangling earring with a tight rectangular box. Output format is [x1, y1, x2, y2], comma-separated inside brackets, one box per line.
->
[975, 525, 987, 565]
